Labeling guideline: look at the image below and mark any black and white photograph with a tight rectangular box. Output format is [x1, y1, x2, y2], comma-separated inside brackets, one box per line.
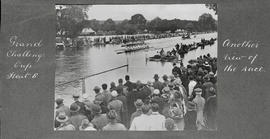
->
[54, 4, 218, 131]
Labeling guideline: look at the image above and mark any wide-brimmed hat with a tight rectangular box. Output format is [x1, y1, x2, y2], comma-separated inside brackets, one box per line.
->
[154, 74, 159, 79]
[111, 90, 118, 97]
[56, 112, 69, 123]
[173, 79, 182, 86]
[194, 88, 202, 95]
[153, 89, 160, 95]
[92, 104, 102, 114]
[72, 93, 80, 98]
[134, 99, 144, 107]
[70, 103, 80, 113]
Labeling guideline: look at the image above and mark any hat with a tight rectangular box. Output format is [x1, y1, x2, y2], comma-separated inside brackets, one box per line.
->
[209, 72, 214, 75]
[56, 112, 69, 123]
[147, 81, 153, 86]
[165, 118, 175, 130]
[194, 88, 202, 95]
[154, 74, 159, 79]
[92, 104, 102, 114]
[55, 98, 64, 105]
[134, 99, 144, 107]
[168, 83, 174, 88]
[82, 93, 89, 99]
[93, 86, 101, 91]
[107, 110, 118, 120]
[162, 74, 168, 80]
[153, 89, 160, 95]
[194, 88, 202, 92]
[169, 75, 175, 80]
[70, 103, 80, 113]
[111, 90, 118, 97]
[73, 93, 80, 98]
[162, 87, 170, 92]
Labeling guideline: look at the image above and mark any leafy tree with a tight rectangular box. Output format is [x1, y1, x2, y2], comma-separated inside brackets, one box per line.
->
[185, 22, 194, 32]
[198, 13, 217, 31]
[205, 4, 217, 15]
[102, 18, 116, 31]
[56, 5, 89, 39]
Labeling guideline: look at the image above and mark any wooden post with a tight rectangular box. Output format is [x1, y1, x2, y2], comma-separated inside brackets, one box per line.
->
[82, 78, 86, 94]
[127, 58, 129, 73]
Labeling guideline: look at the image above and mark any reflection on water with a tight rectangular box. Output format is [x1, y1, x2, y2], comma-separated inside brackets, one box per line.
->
[55, 32, 217, 105]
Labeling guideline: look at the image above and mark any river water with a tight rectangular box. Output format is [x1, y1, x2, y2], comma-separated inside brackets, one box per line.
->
[55, 32, 217, 106]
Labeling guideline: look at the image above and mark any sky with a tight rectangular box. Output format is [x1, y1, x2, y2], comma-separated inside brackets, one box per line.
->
[86, 4, 217, 21]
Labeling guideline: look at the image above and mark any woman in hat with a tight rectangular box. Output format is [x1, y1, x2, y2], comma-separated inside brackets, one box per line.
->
[103, 110, 127, 131]
[107, 90, 123, 122]
[69, 103, 88, 130]
[192, 88, 206, 130]
[55, 112, 75, 131]
[91, 104, 108, 131]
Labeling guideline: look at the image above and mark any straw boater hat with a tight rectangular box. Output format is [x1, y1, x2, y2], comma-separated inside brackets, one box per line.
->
[111, 90, 118, 97]
[194, 88, 202, 95]
[82, 93, 89, 99]
[153, 89, 160, 95]
[56, 112, 69, 123]
[70, 103, 80, 113]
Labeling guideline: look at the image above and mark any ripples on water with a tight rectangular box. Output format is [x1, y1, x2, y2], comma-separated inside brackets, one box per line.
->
[55, 32, 217, 105]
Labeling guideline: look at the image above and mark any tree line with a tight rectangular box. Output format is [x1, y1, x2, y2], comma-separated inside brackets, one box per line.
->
[56, 5, 217, 39]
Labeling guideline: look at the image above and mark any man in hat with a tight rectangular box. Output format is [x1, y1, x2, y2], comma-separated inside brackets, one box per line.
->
[116, 78, 125, 96]
[130, 99, 144, 124]
[202, 76, 215, 100]
[108, 91, 123, 122]
[153, 74, 164, 92]
[192, 88, 206, 130]
[124, 75, 136, 92]
[91, 104, 108, 131]
[151, 89, 165, 113]
[129, 104, 152, 131]
[148, 103, 166, 131]
[55, 112, 75, 130]
[101, 83, 112, 105]
[162, 74, 170, 87]
[69, 103, 88, 130]
[93, 86, 107, 114]
[172, 63, 181, 77]
[71, 93, 86, 115]
[55, 98, 70, 117]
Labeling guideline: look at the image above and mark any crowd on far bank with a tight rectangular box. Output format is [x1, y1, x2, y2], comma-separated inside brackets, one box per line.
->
[55, 54, 217, 131]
